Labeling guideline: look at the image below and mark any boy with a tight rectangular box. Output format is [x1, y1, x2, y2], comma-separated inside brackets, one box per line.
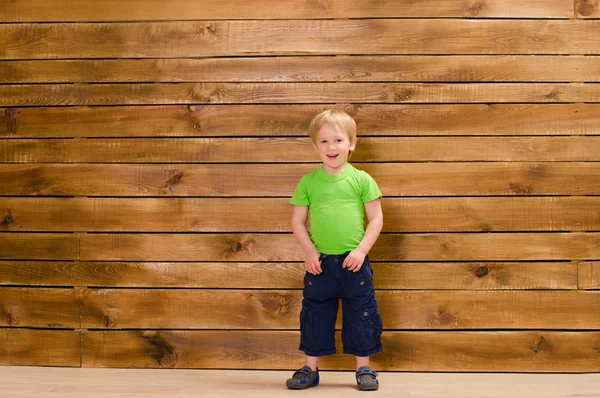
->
[286, 109, 384, 391]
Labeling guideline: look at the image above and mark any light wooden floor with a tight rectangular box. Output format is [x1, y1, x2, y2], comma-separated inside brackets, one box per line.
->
[2, 367, 598, 397]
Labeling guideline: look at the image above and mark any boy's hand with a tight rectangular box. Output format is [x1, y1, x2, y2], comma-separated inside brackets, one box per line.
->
[343, 248, 366, 272]
[304, 252, 322, 275]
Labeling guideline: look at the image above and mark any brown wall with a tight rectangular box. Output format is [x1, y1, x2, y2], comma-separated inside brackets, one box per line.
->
[1, 0, 600, 371]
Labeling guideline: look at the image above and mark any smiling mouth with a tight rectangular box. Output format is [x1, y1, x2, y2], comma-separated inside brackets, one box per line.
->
[327, 154, 339, 159]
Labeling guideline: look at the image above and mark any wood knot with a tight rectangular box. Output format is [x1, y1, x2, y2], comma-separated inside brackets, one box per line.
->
[200, 23, 218, 42]
[235, 242, 242, 252]
[102, 315, 115, 328]
[579, 3, 595, 16]
[545, 88, 560, 101]
[164, 172, 183, 188]
[142, 331, 178, 367]
[1, 211, 20, 229]
[5, 313, 15, 326]
[3, 213, 14, 225]
[466, 0, 486, 17]
[531, 335, 552, 356]
[159, 353, 179, 367]
[507, 183, 531, 195]
[259, 293, 290, 315]
[474, 266, 489, 278]
[438, 312, 455, 326]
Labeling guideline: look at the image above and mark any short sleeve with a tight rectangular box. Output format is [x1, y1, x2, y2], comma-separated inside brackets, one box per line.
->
[360, 171, 382, 203]
[290, 175, 310, 206]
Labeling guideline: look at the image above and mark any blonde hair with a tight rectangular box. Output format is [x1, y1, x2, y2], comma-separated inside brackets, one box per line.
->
[308, 109, 357, 144]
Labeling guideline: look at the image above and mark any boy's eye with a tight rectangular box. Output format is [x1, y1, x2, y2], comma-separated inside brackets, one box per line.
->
[335, 139, 342, 142]
[320, 140, 327, 144]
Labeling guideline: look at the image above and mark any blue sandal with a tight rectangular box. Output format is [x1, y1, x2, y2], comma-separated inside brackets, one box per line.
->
[356, 366, 379, 391]
[286, 366, 320, 389]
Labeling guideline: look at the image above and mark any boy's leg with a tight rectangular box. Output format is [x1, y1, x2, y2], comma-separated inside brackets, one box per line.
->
[288, 255, 340, 389]
[298, 254, 340, 357]
[305, 355, 319, 370]
[340, 256, 383, 358]
[355, 356, 369, 369]
[340, 255, 383, 390]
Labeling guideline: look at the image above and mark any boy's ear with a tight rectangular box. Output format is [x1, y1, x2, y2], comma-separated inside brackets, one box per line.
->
[349, 136, 357, 151]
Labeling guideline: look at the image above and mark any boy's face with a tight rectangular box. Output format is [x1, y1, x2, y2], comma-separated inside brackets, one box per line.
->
[312, 123, 357, 175]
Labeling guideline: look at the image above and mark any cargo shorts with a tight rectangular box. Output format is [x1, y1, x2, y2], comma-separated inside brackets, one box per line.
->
[299, 252, 384, 357]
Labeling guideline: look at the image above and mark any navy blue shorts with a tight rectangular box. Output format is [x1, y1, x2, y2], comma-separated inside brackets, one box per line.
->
[299, 252, 384, 357]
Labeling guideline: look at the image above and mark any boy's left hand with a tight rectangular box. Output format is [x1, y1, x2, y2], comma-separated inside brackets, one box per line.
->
[342, 248, 367, 272]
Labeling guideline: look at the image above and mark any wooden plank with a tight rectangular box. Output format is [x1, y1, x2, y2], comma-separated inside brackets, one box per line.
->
[2, 197, 599, 233]
[0, 261, 577, 290]
[0, 233, 78, 260]
[578, 262, 600, 289]
[4, 56, 600, 84]
[0, 329, 80, 367]
[371, 262, 577, 290]
[80, 289, 600, 330]
[4, 103, 599, 139]
[2, 137, 599, 163]
[0, 0, 574, 22]
[82, 330, 600, 371]
[2, 83, 600, 107]
[1, 20, 598, 60]
[0, 287, 80, 328]
[2, 163, 599, 197]
[79, 232, 600, 261]
[576, 0, 599, 18]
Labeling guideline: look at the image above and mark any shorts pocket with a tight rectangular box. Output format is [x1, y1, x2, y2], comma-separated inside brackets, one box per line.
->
[358, 304, 383, 345]
[343, 303, 383, 352]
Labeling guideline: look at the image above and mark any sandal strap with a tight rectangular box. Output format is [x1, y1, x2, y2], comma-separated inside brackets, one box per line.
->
[356, 368, 378, 378]
[293, 366, 313, 379]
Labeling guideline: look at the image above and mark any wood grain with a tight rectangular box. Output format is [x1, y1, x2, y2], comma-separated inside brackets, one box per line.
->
[0, 329, 80, 367]
[81, 330, 600, 371]
[2, 137, 599, 163]
[2, 104, 599, 138]
[79, 233, 600, 262]
[0, 287, 80, 328]
[80, 289, 600, 330]
[578, 262, 600, 289]
[0, 261, 577, 290]
[1, 197, 598, 232]
[2, 163, 598, 197]
[4, 56, 600, 83]
[2, 83, 600, 107]
[0, 233, 78, 260]
[1, 20, 598, 60]
[0, 0, 574, 22]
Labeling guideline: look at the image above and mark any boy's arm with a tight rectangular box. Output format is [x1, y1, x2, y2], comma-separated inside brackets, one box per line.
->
[291, 205, 322, 275]
[343, 198, 383, 271]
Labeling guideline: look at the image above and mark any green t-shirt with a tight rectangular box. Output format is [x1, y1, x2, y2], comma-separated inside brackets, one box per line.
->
[290, 163, 382, 255]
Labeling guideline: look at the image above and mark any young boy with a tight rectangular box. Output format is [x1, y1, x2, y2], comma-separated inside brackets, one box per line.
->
[286, 109, 384, 391]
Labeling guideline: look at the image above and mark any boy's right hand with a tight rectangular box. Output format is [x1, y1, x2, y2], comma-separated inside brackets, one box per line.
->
[304, 252, 322, 275]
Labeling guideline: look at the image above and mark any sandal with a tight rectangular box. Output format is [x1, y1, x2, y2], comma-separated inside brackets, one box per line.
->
[356, 366, 379, 391]
[286, 366, 319, 389]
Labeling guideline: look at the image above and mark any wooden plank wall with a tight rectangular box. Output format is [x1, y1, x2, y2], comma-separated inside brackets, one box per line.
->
[1, 0, 600, 372]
